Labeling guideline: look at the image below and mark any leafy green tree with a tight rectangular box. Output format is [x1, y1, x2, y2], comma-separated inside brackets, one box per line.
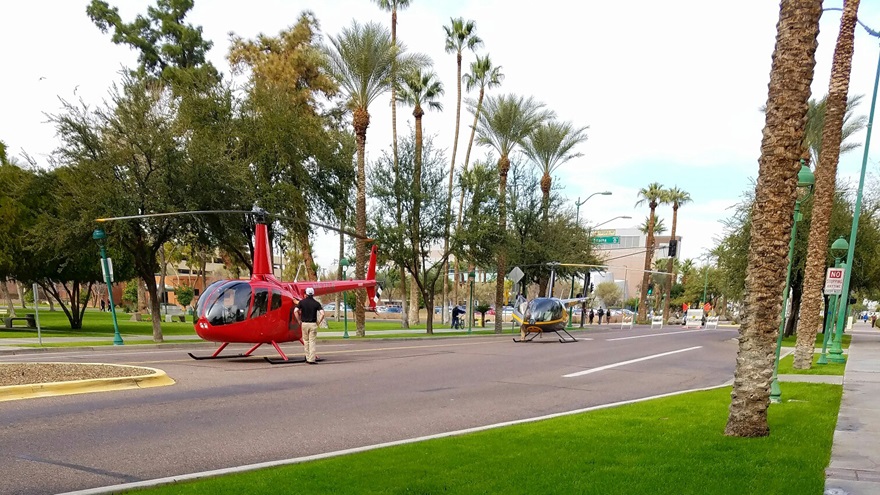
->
[175, 285, 195, 308]
[595, 281, 623, 308]
[476, 94, 553, 333]
[86, 0, 218, 87]
[453, 54, 503, 310]
[369, 133, 453, 334]
[397, 67, 444, 324]
[324, 20, 428, 336]
[635, 182, 665, 323]
[228, 13, 355, 279]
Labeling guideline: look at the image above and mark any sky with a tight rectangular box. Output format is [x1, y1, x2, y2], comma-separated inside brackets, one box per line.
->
[2, 0, 880, 272]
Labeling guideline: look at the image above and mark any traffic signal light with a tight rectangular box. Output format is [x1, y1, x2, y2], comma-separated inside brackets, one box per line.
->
[647, 283, 654, 295]
[668, 239, 678, 257]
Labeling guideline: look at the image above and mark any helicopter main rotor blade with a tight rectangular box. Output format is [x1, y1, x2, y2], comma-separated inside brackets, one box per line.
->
[95, 210, 256, 222]
[96, 209, 374, 242]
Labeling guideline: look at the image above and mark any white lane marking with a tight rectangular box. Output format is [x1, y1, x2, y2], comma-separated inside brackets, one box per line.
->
[563, 346, 703, 378]
[607, 329, 713, 341]
[57, 379, 733, 495]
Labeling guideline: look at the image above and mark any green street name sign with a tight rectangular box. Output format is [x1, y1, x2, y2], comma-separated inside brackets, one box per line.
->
[591, 236, 620, 245]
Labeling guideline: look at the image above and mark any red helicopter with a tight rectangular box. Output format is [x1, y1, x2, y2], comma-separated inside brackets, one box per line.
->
[96, 209, 378, 364]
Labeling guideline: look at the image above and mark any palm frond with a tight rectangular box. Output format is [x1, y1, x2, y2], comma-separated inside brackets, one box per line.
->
[475, 94, 554, 157]
[521, 120, 589, 175]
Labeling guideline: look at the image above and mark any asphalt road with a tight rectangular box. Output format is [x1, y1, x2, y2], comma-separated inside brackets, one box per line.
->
[0, 325, 739, 495]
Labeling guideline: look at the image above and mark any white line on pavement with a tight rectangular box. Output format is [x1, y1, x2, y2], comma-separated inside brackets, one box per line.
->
[563, 346, 703, 378]
[57, 379, 732, 495]
[607, 329, 712, 341]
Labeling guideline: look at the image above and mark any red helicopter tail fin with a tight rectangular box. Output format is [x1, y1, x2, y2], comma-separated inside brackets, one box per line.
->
[366, 245, 378, 309]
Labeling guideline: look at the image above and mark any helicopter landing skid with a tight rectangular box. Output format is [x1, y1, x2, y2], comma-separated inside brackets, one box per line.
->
[188, 342, 265, 360]
[513, 328, 578, 343]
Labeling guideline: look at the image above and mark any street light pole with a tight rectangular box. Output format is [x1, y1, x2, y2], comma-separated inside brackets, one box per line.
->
[468, 270, 475, 334]
[770, 161, 815, 403]
[568, 192, 613, 329]
[831, 43, 880, 364]
[92, 228, 123, 346]
[819, 237, 849, 365]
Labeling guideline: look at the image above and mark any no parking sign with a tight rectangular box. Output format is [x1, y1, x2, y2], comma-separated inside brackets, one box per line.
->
[823, 267, 845, 295]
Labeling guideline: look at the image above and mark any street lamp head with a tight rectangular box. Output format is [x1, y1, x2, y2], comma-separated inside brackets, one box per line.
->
[92, 228, 106, 244]
[797, 161, 815, 188]
[621, 215, 632, 220]
[340, 258, 350, 267]
[831, 236, 849, 259]
[600, 191, 612, 195]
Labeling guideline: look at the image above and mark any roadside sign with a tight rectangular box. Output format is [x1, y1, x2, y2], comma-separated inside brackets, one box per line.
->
[507, 266, 524, 283]
[591, 236, 620, 245]
[101, 257, 115, 283]
[823, 267, 845, 295]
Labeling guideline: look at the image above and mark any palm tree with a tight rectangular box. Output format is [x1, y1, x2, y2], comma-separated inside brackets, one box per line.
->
[324, 21, 426, 336]
[725, 0, 822, 438]
[661, 187, 691, 324]
[476, 94, 553, 333]
[635, 182, 665, 323]
[453, 55, 503, 307]
[793, 0, 862, 371]
[521, 121, 589, 221]
[803, 94, 867, 166]
[398, 67, 444, 326]
[374, 0, 413, 329]
[442, 17, 482, 323]
[638, 215, 666, 236]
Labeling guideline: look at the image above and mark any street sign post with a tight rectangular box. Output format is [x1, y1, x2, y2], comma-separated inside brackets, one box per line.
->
[823, 267, 845, 295]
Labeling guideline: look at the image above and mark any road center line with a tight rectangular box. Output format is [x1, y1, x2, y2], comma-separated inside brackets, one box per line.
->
[563, 346, 703, 378]
[606, 329, 710, 341]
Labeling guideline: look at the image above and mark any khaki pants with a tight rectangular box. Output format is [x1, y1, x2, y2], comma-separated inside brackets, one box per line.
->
[302, 322, 318, 362]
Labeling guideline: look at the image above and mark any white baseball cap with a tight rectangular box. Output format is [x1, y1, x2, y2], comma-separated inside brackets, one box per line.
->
[305, 287, 315, 295]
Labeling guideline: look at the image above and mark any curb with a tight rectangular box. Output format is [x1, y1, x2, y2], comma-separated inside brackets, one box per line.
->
[0, 364, 175, 402]
[0, 342, 210, 356]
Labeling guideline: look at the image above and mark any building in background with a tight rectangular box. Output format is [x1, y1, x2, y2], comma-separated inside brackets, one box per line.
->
[590, 228, 681, 303]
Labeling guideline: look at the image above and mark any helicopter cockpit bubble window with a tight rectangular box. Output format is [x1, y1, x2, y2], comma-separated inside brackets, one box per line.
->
[525, 299, 563, 322]
[204, 282, 253, 326]
[250, 288, 269, 319]
[197, 280, 228, 319]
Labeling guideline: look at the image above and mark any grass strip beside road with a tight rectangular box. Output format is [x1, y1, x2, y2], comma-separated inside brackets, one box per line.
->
[781, 332, 851, 349]
[129, 383, 840, 495]
[778, 354, 846, 375]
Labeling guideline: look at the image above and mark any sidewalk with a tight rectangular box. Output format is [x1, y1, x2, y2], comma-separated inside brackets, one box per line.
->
[825, 331, 880, 495]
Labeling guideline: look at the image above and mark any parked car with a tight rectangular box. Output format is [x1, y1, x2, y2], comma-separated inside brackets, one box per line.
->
[323, 303, 352, 312]
[379, 306, 402, 314]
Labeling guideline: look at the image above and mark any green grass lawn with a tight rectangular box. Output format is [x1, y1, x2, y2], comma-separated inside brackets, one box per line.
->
[2, 309, 513, 341]
[782, 332, 851, 349]
[130, 383, 841, 495]
[778, 353, 846, 375]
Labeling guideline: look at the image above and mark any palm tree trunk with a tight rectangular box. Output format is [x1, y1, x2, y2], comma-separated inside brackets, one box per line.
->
[725, 0, 822, 438]
[637, 206, 656, 323]
[298, 230, 317, 281]
[540, 172, 551, 222]
[663, 206, 679, 324]
[353, 107, 370, 337]
[409, 110, 424, 326]
[389, 14, 408, 331]
[495, 154, 511, 334]
[453, 88, 486, 319]
[443, 52, 465, 326]
[794, 0, 859, 370]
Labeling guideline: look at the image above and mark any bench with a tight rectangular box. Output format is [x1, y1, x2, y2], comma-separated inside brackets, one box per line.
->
[706, 316, 719, 329]
[164, 314, 186, 323]
[4, 314, 36, 329]
[651, 316, 664, 329]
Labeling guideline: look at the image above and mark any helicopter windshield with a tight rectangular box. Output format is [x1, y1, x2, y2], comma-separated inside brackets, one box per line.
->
[202, 281, 253, 326]
[525, 299, 563, 322]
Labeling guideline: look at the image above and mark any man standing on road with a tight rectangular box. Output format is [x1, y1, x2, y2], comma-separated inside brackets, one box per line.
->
[295, 287, 324, 364]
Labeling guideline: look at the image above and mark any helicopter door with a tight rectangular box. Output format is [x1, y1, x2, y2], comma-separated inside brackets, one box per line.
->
[249, 288, 269, 319]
